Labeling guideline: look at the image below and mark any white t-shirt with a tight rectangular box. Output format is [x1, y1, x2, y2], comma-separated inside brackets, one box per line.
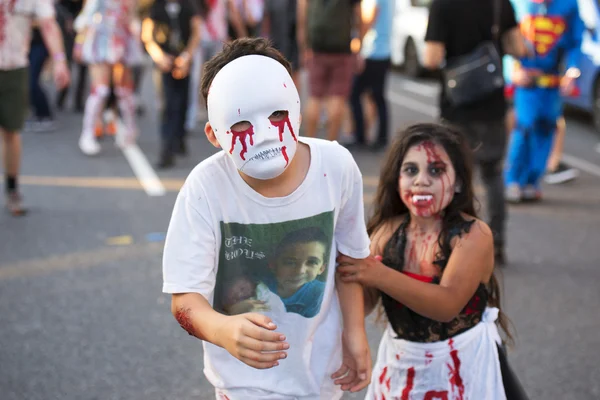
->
[0, 0, 55, 70]
[163, 137, 370, 399]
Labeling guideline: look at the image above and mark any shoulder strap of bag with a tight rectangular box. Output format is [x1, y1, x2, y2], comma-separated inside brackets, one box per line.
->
[491, 0, 502, 43]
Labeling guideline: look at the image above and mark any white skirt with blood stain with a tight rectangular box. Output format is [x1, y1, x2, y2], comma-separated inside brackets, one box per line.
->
[366, 307, 506, 400]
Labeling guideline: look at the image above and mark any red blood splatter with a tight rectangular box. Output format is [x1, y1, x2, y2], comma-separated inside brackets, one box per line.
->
[447, 339, 465, 400]
[424, 391, 449, 400]
[422, 140, 442, 163]
[324, 173, 327, 177]
[381, 394, 386, 400]
[401, 367, 415, 400]
[396, 354, 400, 360]
[282, 145, 289, 167]
[238, 108, 240, 115]
[174, 307, 195, 336]
[283, 82, 287, 88]
[379, 366, 388, 384]
[270, 114, 297, 142]
[425, 351, 433, 365]
[228, 126, 255, 160]
[385, 377, 391, 391]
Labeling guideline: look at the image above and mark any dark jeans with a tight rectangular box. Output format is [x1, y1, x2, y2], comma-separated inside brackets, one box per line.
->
[161, 72, 190, 152]
[28, 42, 52, 119]
[449, 118, 507, 250]
[350, 58, 390, 145]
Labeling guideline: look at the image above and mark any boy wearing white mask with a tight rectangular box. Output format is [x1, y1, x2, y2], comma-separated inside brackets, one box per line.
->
[162, 38, 372, 399]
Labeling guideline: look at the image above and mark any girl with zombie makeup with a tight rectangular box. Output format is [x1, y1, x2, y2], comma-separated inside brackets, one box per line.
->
[337, 123, 519, 399]
[73, 0, 144, 155]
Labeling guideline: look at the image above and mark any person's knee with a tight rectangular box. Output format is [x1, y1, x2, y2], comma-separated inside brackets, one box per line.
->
[91, 84, 110, 99]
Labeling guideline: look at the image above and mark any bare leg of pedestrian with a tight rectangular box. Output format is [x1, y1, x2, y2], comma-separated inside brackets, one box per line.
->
[2, 130, 26, 215]
[326, 96, 345, 141]
[303, 97, 321, 137]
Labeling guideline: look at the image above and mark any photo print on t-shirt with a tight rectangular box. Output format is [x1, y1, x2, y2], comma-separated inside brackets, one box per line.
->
[213, 211, 334, 319]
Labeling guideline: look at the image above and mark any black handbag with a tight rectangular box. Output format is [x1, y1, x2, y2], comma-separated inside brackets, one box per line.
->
[442, 0, 505, 106]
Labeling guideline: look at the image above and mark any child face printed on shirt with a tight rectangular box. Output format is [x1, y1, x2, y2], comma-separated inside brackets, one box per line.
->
[271, 240, 327, 298]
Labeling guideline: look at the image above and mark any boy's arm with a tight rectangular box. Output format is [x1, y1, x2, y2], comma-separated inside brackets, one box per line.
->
[163, 186, 288, 369]
[331, 149, 372, 392]
[171, 292, 287, 369]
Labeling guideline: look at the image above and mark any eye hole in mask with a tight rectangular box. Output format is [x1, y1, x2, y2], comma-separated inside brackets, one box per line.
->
[229, 110, 289, 132]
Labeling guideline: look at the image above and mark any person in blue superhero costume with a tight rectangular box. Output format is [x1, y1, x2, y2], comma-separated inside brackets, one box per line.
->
[504, 0, 584, 202]
[264, 226, 330, 318]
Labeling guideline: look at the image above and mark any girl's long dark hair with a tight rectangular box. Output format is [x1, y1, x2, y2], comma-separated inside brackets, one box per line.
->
[367, 123, 513, 344]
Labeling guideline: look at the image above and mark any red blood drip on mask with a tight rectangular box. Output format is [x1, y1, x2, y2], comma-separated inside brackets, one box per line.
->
[385, 377, 391, 391]
[270, 114, 298, 142]
[401, 367, 415, 400]
[424, 391, 449, 400]
[447, 339, 465, 400]
[228, 125, 255, 160]
[282, 145, 289, 167]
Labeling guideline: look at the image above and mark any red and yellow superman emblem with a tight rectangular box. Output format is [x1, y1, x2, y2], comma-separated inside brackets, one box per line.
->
[520, 15, 566, 55]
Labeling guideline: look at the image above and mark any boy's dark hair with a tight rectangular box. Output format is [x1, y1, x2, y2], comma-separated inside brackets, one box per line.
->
[273, 227, 330, 263]
[200, 38, 293, 105]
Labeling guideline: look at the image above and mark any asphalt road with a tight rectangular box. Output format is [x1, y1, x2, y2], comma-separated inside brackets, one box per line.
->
[1, 66, 599, 400]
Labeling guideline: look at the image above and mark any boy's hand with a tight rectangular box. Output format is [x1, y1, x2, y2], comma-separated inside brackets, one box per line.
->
[332, 330, 372, 392]
[216, 313, 289, 369]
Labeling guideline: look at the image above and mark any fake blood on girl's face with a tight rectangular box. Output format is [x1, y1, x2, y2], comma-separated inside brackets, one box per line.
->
[398, 141, 456, 219]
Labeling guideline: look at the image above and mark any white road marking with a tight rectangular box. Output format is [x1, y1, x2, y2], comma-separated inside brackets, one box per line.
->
[386, 91, 438, 118]
[561, 154, 600, 179]
[398, 79, 440, 98]
[386, 89, 600, 179]
[116, 119, 166, 197]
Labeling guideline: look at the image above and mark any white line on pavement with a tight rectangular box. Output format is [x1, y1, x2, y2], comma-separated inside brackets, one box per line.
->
[386, 91, 438, 118]
[116, 120, 166, 197]
[386, 90, 600, 179]
[561, 154, 600, 179]
[398, 79, 439, 98]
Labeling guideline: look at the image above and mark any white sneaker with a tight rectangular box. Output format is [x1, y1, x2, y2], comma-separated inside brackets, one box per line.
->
[79, 134, 101, 156]
[505, 184, 521, 203]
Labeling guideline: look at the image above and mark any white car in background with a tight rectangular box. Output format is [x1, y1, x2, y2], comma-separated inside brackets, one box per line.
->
[390, 0, 431, 77]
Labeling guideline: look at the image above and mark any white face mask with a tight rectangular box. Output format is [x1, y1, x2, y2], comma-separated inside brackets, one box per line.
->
[207, 55, 301, 180]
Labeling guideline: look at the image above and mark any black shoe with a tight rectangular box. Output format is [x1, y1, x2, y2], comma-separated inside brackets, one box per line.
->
[544, 162, 579, 184]
[157, 151, 175, 169]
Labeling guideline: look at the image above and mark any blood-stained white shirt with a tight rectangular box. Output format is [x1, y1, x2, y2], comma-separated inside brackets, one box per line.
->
[0, 0, 55, 70]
